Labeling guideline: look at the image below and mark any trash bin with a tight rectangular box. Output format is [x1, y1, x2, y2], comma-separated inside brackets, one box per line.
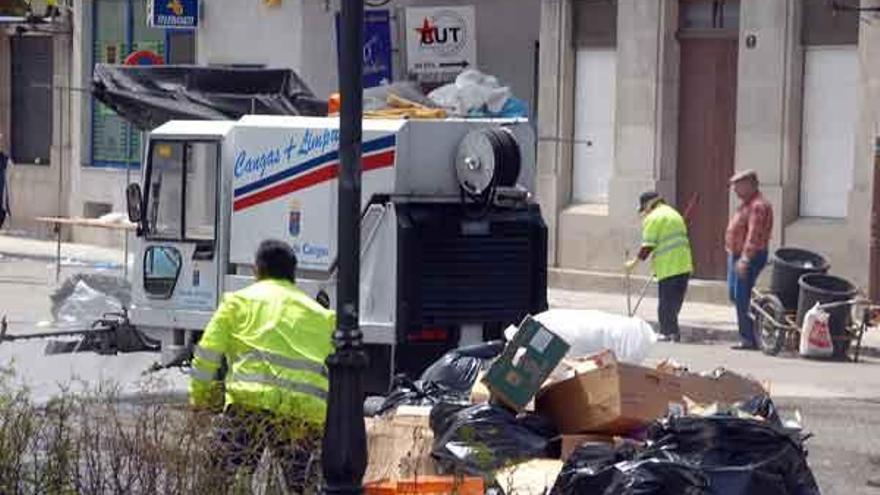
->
[796, 273, 857, 360]
[770, 248, 829, 311]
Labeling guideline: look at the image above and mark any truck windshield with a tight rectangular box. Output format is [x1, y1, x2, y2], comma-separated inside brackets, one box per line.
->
[145, 140, 218, 241]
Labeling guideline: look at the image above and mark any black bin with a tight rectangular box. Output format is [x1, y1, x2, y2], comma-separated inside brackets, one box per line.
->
[796, 274, 857, 360]
[771, 248, 829, 311]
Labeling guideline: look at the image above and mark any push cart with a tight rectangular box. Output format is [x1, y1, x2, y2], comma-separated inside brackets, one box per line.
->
[750, 288, 879, 361]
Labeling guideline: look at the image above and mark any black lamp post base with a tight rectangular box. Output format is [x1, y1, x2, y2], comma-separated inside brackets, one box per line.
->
[321, 345, 369, 494]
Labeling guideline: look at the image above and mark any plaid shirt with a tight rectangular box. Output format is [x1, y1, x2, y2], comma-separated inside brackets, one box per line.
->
[725, 192, 773, 260]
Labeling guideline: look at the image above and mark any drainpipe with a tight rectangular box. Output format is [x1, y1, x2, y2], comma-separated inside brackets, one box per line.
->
[870, 137, 880, 302]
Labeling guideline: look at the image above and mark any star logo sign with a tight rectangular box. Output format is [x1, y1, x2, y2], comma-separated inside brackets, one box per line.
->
[415, 17, 437, 45]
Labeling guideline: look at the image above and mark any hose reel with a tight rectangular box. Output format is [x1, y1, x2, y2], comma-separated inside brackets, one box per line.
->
[455, 127, 522, 198]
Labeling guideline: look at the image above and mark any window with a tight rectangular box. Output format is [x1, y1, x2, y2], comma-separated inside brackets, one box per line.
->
[680, 0, 740, 31]
[0, 0, 28, 16]
[146, 142, 184, 238]
[802, 0, 859, 46]
[145, 141, 218, 241]
[143, 246, 182, 298]
[11, 36, 53, 165]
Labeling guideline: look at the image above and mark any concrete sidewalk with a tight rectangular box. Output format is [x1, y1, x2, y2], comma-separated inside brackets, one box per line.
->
[0, 234, 127, 267]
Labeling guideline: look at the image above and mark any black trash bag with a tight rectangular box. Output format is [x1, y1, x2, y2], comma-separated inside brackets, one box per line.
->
[550, 442, 709, 495]
[420, 340, 505, 393]
[648, 415, 820, 495]
[370, 341, 505, 416]
[736, 394, 783, 427]
[430, 403, 555, 475]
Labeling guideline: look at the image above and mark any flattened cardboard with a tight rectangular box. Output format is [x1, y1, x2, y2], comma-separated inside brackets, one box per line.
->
[484, 316, 570, 411]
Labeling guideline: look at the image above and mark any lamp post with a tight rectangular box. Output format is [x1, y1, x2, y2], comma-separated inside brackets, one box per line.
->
[322, 1, 368, 494]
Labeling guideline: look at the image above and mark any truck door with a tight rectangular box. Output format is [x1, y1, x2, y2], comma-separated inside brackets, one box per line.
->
[136, 140, 220, 323]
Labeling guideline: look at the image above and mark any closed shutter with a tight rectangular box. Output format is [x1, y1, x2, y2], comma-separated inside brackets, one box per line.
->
[800, 46, 857, 218]
[572, 48, 616, 204]
[11, 36, 53, 164]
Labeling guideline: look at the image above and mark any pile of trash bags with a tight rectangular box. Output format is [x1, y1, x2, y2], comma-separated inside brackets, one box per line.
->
[551, 396, 820, 495]
[367, 309, 821, 494]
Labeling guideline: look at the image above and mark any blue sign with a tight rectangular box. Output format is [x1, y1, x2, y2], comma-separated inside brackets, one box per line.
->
[336, 9, 393, 88]
[149, 0, 198, 29]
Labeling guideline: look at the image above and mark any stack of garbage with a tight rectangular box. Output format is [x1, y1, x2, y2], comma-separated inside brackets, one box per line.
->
[330, 69, 529, 122]
[363, 309, 820, 494]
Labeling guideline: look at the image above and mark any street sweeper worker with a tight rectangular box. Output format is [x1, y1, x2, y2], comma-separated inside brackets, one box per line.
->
[625, 192, 693, 342]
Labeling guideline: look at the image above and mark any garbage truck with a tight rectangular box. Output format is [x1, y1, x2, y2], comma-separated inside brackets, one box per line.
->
[123, 115, 547, 393]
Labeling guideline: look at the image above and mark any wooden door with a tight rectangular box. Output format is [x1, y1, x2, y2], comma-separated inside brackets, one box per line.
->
[677, 37, 738, 279]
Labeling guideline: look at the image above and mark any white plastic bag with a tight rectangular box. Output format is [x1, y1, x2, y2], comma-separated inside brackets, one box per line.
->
[504, 309, 657, 364]
[799, 303, 833, 358]
[56, 280, 123, 327]
[427, 69, 512, 116]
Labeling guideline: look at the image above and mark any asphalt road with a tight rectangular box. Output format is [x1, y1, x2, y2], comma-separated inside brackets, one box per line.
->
[1, 256, 879, 493]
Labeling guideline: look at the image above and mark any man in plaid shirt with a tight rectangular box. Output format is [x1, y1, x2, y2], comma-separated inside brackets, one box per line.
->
[725, 169, 773, 350]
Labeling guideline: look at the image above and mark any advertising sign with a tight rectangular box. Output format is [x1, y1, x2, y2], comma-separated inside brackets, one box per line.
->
[335, 9, 393, 88]
[148, 0, 198, 29]
[405, 6, 477, 82]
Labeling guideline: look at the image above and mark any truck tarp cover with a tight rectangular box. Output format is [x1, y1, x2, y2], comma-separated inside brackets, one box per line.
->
[92, 64, 327, 130]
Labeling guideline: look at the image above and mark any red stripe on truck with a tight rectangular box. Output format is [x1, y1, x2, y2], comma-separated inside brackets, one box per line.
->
[232, 149, 396, 212]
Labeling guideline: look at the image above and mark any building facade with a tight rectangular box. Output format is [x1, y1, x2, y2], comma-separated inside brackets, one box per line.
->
[3, 0, 541, 248]
[538, 0, 880, 290]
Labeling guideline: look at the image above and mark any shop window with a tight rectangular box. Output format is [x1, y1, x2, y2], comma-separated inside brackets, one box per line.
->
[90, 0, 194, 169]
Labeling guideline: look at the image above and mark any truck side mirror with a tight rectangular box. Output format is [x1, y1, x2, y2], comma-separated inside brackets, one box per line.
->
[126, 183, 143, 223]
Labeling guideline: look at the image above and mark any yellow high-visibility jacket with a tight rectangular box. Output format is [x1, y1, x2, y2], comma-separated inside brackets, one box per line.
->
[641, 203, 693, 281]
[188, 279, 335, 426]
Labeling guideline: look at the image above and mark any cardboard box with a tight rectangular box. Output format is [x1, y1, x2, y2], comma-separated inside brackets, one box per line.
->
[678, 370, 766, 405]
[483, 316, 570, 411]
[559, 434, 617, 461]
[364, 411, 437, 483]
[536, 359, 686, 434]
[535, 354, 765, 435]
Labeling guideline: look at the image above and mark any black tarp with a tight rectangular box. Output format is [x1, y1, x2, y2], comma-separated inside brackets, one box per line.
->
[91, 64, 328, 131]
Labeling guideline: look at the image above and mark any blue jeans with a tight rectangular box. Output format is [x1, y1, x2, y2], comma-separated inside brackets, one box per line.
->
[728, 250, 768, 347]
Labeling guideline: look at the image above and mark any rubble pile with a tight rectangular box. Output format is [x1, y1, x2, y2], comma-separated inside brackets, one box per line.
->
[363, 310, 820, 494]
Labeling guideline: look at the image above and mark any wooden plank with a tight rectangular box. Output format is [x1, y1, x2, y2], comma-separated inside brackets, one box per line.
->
[34, 217, 136, 231]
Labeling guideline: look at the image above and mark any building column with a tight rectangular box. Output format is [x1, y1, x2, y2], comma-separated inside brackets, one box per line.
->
[735, 0, 802, 248]
[849, 0, 880, 288]
[607, 0, 678, 232]
[536, 0, 575, 267]
[68, 0, 91, 240]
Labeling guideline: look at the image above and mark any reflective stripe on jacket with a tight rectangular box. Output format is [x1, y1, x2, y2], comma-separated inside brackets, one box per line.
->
[641, 203, 693, 281]
[188, 279, 335, 425]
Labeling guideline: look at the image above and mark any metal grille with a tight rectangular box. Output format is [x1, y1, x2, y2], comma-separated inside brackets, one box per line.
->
[398, 204, 547, 327]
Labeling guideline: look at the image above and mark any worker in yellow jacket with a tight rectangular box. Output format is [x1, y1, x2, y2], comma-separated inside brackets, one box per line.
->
[625, 192, 693, 342]
[189, 239, 335, 491]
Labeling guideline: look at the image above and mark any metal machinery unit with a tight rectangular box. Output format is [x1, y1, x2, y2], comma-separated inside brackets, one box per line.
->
[124, 116, 547, 393]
